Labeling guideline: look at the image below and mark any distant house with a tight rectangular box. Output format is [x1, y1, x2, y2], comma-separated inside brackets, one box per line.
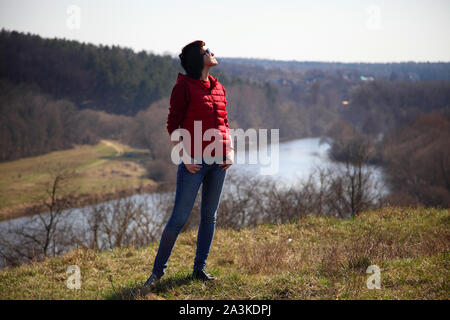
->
[305, 77, 316, 84]
[408, 73, 420, 82]
[360, 75, 375, 81]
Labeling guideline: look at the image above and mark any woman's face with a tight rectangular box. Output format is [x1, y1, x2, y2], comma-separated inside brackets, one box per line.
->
[202, 46, 219, 67]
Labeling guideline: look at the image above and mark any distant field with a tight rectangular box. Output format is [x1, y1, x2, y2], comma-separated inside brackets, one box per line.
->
[0, 140, 157, 220]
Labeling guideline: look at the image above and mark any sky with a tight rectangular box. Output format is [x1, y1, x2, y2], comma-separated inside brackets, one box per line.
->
[0, 0, 449, 63]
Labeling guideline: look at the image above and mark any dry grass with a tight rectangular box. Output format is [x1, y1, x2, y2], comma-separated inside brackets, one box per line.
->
[0, 206, 448, 300]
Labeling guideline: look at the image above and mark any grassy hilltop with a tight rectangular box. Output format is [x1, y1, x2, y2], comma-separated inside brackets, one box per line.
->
[0, 206, 448, 300]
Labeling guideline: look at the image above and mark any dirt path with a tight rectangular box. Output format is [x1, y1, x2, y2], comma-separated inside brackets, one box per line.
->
[101, 140, 124, 156]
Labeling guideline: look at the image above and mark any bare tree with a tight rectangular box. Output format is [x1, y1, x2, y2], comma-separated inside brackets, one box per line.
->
[323, 137, 383, 218]
[382, 113, 450, 208]
[0, 163, 80, 266]
[73, 192, 173, 251]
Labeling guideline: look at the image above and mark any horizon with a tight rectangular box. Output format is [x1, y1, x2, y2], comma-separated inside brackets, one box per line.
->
[2, 27, 449, 65]
[0, 0, 449, 64]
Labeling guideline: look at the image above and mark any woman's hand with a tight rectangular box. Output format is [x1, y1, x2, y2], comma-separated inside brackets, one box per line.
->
[172, 138, 202, 174]
[219, 150, 234, 171]
[184, 162, 202, 174]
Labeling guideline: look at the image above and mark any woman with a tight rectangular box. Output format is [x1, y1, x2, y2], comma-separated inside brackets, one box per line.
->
[143, 40, 234, 287]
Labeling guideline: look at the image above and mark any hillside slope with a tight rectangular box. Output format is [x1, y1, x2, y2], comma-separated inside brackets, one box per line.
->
[0, 139, 157, 221]
[0, 206, 448, 300]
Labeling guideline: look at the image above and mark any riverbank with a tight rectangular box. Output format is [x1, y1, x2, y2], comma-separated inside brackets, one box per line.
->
[0, 139, 159, 222]
[0, 183, 159, 222]
[0, 206, 447, 299]
[0, 135, 314, 222]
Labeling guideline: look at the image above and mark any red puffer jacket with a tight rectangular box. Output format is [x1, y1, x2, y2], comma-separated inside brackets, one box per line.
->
[167, 72, 232, 160]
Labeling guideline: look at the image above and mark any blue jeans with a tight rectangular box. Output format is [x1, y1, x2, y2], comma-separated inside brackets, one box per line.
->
[151, 159, 227, 277]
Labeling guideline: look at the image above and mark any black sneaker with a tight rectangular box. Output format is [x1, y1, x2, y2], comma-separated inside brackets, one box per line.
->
[142, 273, 161, 288]
[192, 269, 217, 281]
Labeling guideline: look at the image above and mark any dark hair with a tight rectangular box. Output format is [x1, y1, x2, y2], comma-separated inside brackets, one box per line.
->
[179, 40, 205, 80]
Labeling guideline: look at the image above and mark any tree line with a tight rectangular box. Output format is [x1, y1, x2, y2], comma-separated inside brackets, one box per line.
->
[0, 29, 180, 115]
